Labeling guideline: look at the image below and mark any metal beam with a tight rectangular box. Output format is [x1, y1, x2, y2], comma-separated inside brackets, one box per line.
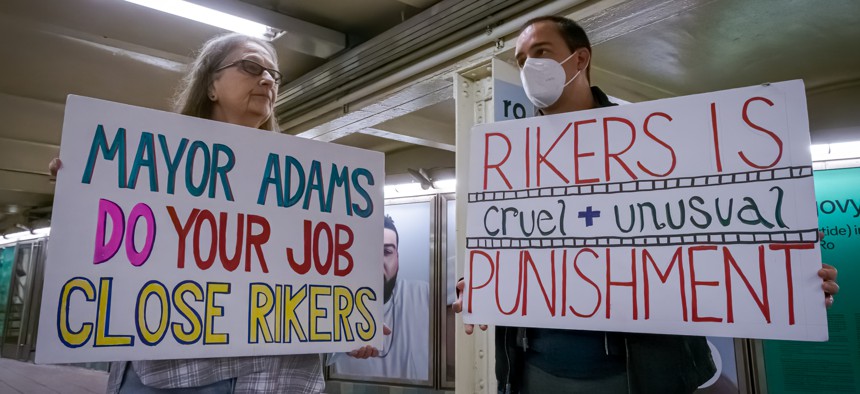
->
[275, 0, 540, 123]
[360, 128, 455, 151]
[296, 78, 453, 141]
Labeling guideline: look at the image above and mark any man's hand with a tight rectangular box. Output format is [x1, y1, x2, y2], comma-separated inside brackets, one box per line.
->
[347, 325, 392, 359]
[819, 263, 839, 308]
[452, 279, 487, 334]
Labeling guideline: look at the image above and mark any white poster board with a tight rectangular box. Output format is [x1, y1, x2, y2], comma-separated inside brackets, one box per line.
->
[463, 80, 827, 341]
[36, 96, 384, 363]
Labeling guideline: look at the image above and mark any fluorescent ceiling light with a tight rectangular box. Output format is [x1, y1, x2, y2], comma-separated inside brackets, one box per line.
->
[810, 141, 860, 162]
[384, 179, 456, 199]
[123, 0, 283, 40]
[0, 227, 51, 247]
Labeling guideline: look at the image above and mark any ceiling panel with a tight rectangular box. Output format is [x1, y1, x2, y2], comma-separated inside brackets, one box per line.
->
[594, 0, 860, 97]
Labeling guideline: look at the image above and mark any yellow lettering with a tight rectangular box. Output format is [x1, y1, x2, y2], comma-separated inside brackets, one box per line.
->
[137, 282, 169, 345]
[95, 278, 133, 347]
[204, 282, 230, 344]
[332, 286, 355, 342]
[249, 284, 274, 343]
[274, 285, 282, 343]
[172, 281, 203, 344]
[58, 278, 95, 347]
[354, 287, 376, 341]
[309, 285, 331, 341]
[283, 285, 308, 343]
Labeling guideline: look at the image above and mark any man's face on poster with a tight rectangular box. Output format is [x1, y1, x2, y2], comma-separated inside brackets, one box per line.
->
[383, 228, 399, 281]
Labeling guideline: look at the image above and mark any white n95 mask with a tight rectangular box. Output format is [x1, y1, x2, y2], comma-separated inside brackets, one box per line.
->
[520, 51, 584, 109]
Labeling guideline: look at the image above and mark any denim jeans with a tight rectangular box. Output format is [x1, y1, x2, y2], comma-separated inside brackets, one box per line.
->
[119, 363, 236, 394]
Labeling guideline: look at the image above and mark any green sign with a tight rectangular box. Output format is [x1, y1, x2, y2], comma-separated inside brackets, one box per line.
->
[0, 246, 15, 336]
[763, 167, 860, 393]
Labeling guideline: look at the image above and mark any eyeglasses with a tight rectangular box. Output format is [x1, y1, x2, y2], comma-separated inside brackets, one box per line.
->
[215, 59, 283, 84]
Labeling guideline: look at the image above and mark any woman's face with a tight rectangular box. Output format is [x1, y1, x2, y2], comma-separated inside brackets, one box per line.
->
[209, 42, 279, 129]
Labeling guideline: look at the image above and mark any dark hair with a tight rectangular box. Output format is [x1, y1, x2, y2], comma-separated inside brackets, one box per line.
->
[521, 15, 592, 79]
[173, 33, 279, 131]
[384, 214, 399, 247]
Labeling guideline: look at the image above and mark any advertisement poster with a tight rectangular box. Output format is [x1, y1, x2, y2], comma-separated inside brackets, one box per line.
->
[763, 167, 860, 392]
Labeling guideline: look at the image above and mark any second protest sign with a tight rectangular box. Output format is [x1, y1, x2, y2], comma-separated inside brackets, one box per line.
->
[463, 80, 827, 341]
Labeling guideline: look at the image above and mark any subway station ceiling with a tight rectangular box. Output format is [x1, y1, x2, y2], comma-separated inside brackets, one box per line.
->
[0, 0, 858, 235]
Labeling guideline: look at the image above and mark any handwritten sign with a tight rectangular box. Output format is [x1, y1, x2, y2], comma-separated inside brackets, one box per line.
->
[463, 80, 827, 341]
[36, 96, 384, 363]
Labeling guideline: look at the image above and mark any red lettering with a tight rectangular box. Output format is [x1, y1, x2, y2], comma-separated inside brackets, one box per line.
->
[483, 133, 512, 190]
[193, 209, 217, 270]
[536, 123, 572, 186]
[287, 220, 312, 274]
[639, 112, 677, 177]
[642, 247, 687, 321]
[334, 224, 354, 276]
[167, 206, 199, 269]
[313, 222, 333, 275]
[710, 102, 723, 172]
[603, 117, 638, 182]
[523, 250, 557, 316]
[218, 212, 244, 272]
[605, 248, 637, 319]
[723, 246, 770, 324]
[525, 127, 530, 188]
[574, 119, 599, 184]
[769, 243, 814, 325]
[468, 250, 496, 313]
[568, 248, 601, 318]
[495, 251, 524, 315]
[739, 97, 783, 169]
[245, 214, 270, 273]
[688, 246, 722, 322]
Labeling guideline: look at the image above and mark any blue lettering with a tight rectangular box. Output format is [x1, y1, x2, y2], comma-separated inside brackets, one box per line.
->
[82, 125, 127, 188]
[326, 164, 352, 215]
[185, 141, 210, 197]
[128, 132, 158, 191]
[158, 135, 188, 196]
[210, 144, 235, 201]
[351, 168, 374, 218]
[257, 153, 284, 206]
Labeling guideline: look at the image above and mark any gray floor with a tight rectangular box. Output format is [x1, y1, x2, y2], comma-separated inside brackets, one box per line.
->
[0, 358, 108, 393]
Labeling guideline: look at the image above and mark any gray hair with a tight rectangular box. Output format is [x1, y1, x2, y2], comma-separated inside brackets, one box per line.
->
[173, 33, 279, 131]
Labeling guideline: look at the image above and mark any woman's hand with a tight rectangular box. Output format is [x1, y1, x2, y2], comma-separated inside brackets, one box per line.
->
[48, 158, 62, 179]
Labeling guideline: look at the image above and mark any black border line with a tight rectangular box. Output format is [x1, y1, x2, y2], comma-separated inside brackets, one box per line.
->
[469, 166, 812, 203]
[465, 229, 819, 249]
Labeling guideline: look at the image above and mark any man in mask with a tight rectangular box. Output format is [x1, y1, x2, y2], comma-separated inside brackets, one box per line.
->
[331, 214, 430, 381]
[453, 15, 841, 394]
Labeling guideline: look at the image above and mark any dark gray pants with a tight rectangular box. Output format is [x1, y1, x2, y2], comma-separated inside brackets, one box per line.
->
[519, 363, 628, 394]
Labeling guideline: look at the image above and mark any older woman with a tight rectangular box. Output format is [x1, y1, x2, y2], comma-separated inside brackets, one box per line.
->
[51, 33, 325, 393]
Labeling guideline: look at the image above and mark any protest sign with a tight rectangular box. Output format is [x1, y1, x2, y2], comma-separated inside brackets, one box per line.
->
[36, 96, 384, 363]
[463, 80, 827, 341]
